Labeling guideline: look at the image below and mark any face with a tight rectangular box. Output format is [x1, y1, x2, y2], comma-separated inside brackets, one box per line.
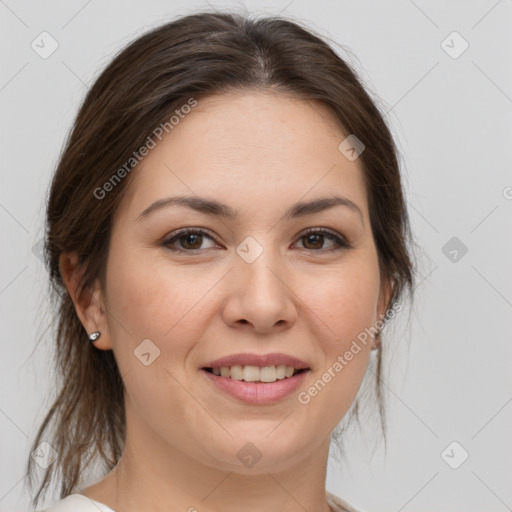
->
[92, 92, 389, 474]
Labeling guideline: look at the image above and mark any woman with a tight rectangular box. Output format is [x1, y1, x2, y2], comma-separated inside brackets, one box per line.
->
[27, 10, 415, 512]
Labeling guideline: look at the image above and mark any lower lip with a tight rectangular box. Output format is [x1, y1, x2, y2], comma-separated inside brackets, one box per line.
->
[201, 369, 309, 404]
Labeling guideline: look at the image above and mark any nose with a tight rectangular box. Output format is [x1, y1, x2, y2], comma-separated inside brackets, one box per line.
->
[221, 246, 298, 334]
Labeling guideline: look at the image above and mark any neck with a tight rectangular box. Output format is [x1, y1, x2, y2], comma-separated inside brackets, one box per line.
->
[100, 408, 335, 512]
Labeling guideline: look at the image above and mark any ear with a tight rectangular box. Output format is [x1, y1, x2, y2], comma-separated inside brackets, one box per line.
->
[372, 277, 393, 350]
[377, 276, 393, 321]
[59, 252, 113, 350]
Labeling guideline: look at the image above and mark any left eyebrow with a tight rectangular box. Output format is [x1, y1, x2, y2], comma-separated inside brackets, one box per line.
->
[137, 194, 363, 223]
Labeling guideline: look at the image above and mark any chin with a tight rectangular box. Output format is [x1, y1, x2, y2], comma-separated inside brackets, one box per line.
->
[196, 430, 312, 474]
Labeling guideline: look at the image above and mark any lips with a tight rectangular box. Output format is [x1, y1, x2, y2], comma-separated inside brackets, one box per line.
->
[200, 353, 311, 405]
[202, 352, 311, 370]
[201, 364, 310, 404]
[200, 353, 312, 403]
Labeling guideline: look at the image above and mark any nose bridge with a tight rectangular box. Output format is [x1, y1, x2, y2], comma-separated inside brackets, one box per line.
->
[235, 234, 286, 297]
[224, 234, 297, 331]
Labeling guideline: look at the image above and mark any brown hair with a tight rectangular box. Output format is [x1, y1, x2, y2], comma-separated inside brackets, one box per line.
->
[26, 10, 415, 508]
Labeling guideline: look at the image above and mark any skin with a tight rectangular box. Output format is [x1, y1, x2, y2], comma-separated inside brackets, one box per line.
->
[60, 91, 390, 512]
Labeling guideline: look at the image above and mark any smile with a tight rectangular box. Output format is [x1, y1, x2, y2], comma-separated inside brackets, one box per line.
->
[203, 365, 306, 383]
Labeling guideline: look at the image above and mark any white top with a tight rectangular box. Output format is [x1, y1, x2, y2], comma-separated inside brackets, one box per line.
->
[40, 494, 114, 512]
[41, 491, 363, 512]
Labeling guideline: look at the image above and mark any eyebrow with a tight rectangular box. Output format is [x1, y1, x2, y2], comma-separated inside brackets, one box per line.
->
[137, 194, 363, 223]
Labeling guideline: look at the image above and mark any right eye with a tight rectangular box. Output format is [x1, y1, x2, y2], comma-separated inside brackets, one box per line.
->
[162, 228, 219, 253]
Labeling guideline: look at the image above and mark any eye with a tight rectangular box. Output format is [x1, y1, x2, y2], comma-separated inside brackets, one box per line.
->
[162, 228, 218, 252]
[293, 228, 350, 252]
[162, 227, 350, 254]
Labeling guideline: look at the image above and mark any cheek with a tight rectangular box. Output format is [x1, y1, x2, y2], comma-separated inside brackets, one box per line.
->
[104, 245, 223, 365]
[299, 254, 380, 410]
[106, 243, 187, 327]
[103, 248, 207, 413]
[306, 254, 381, 343]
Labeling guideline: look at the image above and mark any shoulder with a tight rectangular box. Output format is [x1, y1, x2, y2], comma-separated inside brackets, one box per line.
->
[39, 494, 116, 512]
[326, 490, 366, 512]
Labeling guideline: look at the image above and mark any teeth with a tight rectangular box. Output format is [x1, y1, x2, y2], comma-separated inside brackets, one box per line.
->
[243, 365, 259, 382]
[260, 366, 277, 382]
[210, 365, 302, 383]
[231, 365, 243, 380]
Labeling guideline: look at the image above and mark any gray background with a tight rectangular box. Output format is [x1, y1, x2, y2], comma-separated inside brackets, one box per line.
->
[1, 0, 511, 511]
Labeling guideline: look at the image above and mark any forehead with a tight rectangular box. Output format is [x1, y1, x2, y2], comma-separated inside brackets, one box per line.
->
[117, 91, 369, 224]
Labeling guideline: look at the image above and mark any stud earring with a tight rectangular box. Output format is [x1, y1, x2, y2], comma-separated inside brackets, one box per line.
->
[89, 331, 101, 343]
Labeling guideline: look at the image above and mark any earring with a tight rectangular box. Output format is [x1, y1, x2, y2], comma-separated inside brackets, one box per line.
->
[89, 331, 101, 343]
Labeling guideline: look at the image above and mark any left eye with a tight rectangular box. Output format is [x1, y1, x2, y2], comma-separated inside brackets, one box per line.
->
[162, 228, 349, 252]
[295, 229, 349, 251]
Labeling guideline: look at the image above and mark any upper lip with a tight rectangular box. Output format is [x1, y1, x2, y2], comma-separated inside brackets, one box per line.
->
[203, 353, 311, 370]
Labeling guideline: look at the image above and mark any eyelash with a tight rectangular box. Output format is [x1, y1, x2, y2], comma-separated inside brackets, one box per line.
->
[161, 227, 351, 254]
